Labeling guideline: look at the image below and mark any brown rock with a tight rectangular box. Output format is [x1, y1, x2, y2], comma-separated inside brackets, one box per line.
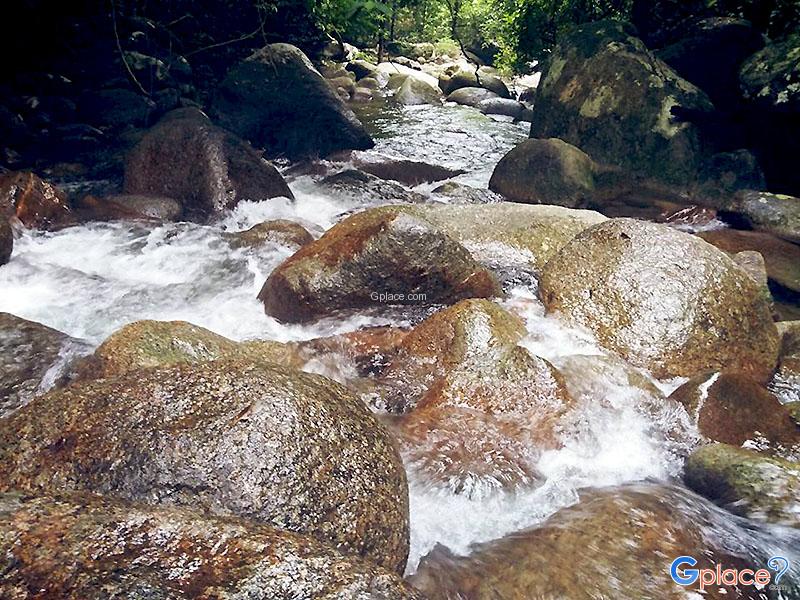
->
[410, 483, 780, 599]
[0, 171, 75, 230]
[227, 219, 314, 250]
[0, 491, 424, 599]
[699, 228, 800, 293]
[74, 193, 184, 222]
[489, 138, 596, 208]
[259, 206, 501, 323]
[0, 218, 11, 265]
[670, 372, 800, 447]
[356, 158, 465, 187]
[124, 109, 293, 222]
[540, 218, 780, 381]
[0, 361, 410, 572]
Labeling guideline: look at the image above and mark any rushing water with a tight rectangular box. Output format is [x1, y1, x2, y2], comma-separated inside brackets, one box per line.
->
[2, 102, 799, 589]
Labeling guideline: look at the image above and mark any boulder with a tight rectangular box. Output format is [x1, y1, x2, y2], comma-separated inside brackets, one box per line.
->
[394, 75, 442, 105]
[699, 228, 800, 293]
[0, 313, 87, 417]
[489, 138, 596, 208]
[213, 43, 374, 159]
[431, 181, 504, 204]
[356, 158, 464, 187]
[740, 34, 800, 113]
[377, 63, 439, 89]
[408, 202, 607, 275]
[438, 67, 510, 98]
[685, 443, 800, 527]
[529, 20, 714, 188]
[446, 87, 499, 107]
[657, 18, 763, 109]
[0, 492, 423, 599]
[319, 169, 428, 204]
[74, 193, 183, 222]
[669, 372, 799, 447]
[0, 218, 11, 265]
[0, 171, 76, 230]
[76, 320, 299, 381]
[347, 59, 379, 80]
[722, 190, 800, 244]
[410, 482, 790, 599]
[259, 206, 501, 323]
[0, 361, 409, 572]
[476, 97, 527, 119]
[539, 218, 780, 381]
[227, 219, 314, 250]
[124, 109, 292, 221]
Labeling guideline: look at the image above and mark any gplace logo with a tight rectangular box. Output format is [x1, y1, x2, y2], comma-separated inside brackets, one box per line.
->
[670, 555, 791, 591]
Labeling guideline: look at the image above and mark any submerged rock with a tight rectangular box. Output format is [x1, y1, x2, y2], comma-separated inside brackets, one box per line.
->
[0, 171, 75, 230]
[213, 43, 374, 159]
[0, 218, 11, 264]
[0, 313, 86, 417]
[0, 361, 410, 572]
[356, 158, 464, 187]
[685, 443, 800, 528]
[259, 206, 501, 323]
[0, 492, 423, 599]
[489, 138, 596, 208]
[74, 193, 184, 222]
[722, 190, 800, 244]
[319, 169, 428, 205]
[77, 320, 299, 381]
[669, 372, 799, 448]
[124, 109, 292, 222]
[539, 218, 780, 381]
[227, 219, 314, 250]
[529, 20, 714, 188]
[410, 482, 790, 599]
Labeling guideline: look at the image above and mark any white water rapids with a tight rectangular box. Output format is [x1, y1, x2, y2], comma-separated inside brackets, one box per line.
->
[1, 102, 798, 585]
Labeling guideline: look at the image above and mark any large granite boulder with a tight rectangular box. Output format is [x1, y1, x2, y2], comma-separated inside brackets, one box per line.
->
[489, 138, 596, 208]
[529, 20, 714, 188]
[124, 109, 292, 222]
[212, 43, 374, 159]
[539, 218, 780, 381]
[0, 492, 423, 599]
[259, 206, 501, 323]
[0, 361, 410, 572]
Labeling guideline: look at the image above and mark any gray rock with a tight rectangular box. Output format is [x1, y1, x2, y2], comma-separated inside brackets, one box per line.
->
[723, 190, 800, 244]
[446, 87, 499, 107]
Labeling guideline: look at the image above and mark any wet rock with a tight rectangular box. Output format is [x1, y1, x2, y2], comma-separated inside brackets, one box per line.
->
[124, 109, 292, 222]
[0, 171, 76, 230]
[722, 190, 800, 244]
[409, 202, 606, 275]
[0, 492, 423, 599]
[657, 18, 763, 110]
[77, 320, 299, 381]
[0, 313, 87, 417]
[685, 443, 800, 527]
[699, 228, 800, 293]
[74, 193, 183, 222]
[377, 63, 439, 89]
[351, 87, 374, 103]
[476, 97, 528, 119]
[394, 75, 442, 105]
[410, 482, 784, 599]
[259, 206, 501, 323]
[733, 250, 769, 290]
[740, 34, 800, 113]
[0, 361, 410, 572]
[431, 181, 503, 204]
[227, 219, 314, 250]
[771, 321, 800, 404]
[356, 158, 464, 187]
[540, 218, 780, 381]
[489, 138, 596, 208]
[319, 169, 428, 204]
[529, 20, 714, 188]
[0, 218, 11, 265]
[670, 372, 799, 448]
[446, 87, 499, 107]
[213, 43, 374, 159]
[384, 300, 572, 497]
[439, 67, 510, 98]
